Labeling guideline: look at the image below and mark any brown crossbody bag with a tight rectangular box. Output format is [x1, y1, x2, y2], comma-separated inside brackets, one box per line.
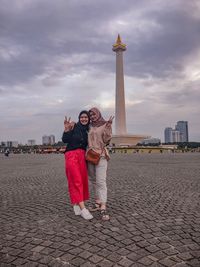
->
[86, 148, 104, 165]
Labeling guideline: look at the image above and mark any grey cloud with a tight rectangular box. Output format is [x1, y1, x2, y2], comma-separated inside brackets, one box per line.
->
[125, 3, 200, 79]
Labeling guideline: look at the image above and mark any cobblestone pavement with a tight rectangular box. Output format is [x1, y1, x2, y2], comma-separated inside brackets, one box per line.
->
[0, 153, 200, 267]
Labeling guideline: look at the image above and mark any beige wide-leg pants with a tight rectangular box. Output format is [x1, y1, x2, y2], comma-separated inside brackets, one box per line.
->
[88, 157, 108, 203]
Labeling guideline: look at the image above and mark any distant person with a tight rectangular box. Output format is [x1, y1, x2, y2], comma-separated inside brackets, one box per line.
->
[62, 111, 93, 220]
[4, 149, 10, 157]
[87, 107, 114, 221]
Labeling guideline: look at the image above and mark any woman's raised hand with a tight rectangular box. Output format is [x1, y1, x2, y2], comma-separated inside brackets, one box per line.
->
[105, 116, 114, 127]
[64, 116, 75, 132]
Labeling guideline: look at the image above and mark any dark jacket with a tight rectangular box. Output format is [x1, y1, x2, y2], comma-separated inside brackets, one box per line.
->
[62, 123, 88, 152]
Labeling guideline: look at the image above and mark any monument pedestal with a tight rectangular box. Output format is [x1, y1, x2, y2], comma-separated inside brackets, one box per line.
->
[111, 134, 150, 146]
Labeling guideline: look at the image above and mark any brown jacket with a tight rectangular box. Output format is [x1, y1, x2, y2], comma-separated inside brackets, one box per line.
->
[87, 124, 112, 160]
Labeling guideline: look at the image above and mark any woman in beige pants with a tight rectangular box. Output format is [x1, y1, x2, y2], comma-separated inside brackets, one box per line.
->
[87, 107, 114, 221]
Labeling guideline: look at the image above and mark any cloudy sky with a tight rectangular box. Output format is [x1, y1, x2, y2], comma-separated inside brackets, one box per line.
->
[0, 0, 200, 144]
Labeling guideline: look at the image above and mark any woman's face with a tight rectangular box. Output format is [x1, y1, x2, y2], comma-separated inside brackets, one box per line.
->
[79, 113, 89, 125]
[89, 111, 98, 122]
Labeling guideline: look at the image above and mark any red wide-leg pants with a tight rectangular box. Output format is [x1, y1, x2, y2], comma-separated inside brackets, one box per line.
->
[65, 149, 89, 204]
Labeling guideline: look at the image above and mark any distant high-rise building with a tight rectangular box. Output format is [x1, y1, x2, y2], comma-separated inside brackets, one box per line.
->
[42, 135, 50, 145]
[49, 135, 55, 145]
[164, 128, 181, 143]
[175, 121, 188, 142]
[164, 127, 173, 143]
[172, 130, 181, 143]
[1, 142, 6, 147]
[6, 141, 18, 147]
[42, 135, 55, 145]
[28, 139, 36, 146]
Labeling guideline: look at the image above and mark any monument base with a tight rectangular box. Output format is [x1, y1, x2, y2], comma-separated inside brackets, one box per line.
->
[111, 134, 150, 146]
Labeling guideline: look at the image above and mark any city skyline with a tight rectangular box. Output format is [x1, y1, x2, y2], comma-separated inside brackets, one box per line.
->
[164, 121, 189, 143]
[0, 0, 200, 143]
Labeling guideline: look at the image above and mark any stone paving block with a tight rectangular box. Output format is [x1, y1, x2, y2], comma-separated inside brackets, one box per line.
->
[81, 262, 96, 267]
[126, 252, 142, 261]
[41, 240, 53, 247]
[1, 254, 17, 263]
[39, 255, 54, 264]
[89, 254, 104, 264]
[11, 242, 26, 249]
[60, 253, 75, 262]
[118, 257, 134, 267]
[70, 256, 86, 266]
[138, 256, 154, 266]
[26, 261, 40, 267]
[40, 247, 55, 255]
[106, 238, 117, 244]
[22, 243, 36, 251]
[9, 248, 24, 257]
[80, 243, 92, 250]
[173, 263, 190, 267]
[190, 250, 200, 258]
[168, 255, 182, 263]
[31, 246, 45, 253]
[146, 245, 160, 253]
[151, 263, 167, 267]
[96, 248, 111, 257]
[159, 258, 176, 267]
[68, 247, 83, 255]
[49, 242, 63, 249]
[19, 250, 33, 258]
[152, 251, 167, 260]
[79, 250, 93, 259]
[164, 247, 179, 256]
[12, 257, 27, 265]
[187, 258, 200, 267]
[28, 252, 42, 261]
[157, 243, 171, 249]
[48, 259, 66, 267]
[117, 248, 131, 256]
[178, 252, 193, 261]
[97, 259, 113, 267]
[87, 245, 101, 253]
[50, 250, 64, 258]
[107, 252, 122, 262]
[137, 240, 150, 248]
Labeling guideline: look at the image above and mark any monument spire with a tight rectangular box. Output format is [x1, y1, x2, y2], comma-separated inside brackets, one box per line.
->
[112, 34, 127, 135]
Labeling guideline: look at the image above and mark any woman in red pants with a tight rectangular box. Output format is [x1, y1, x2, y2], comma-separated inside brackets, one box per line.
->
[62, 111, 93, 220]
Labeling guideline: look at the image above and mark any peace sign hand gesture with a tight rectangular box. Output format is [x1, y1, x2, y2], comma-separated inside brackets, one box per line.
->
[105, 116, 114, 128]
[64, 116, 75, 132]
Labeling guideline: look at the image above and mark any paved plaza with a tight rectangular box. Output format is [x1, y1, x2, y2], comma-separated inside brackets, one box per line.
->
[0, 153, 200, 267]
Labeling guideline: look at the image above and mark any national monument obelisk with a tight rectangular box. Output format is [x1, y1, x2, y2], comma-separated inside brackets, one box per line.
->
[112, 34, 127, 135]
[112, 35, 149, 145]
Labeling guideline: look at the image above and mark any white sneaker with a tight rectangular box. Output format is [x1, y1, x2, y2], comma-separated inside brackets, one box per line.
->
[73, 205, 81, 216]
[80, 208, 93, 220]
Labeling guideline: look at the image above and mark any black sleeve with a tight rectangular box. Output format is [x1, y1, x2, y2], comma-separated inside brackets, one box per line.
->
[62, 130, 73, 144]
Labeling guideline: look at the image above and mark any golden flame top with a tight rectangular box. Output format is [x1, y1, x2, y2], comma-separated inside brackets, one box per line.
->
[113, 34, 126, 49]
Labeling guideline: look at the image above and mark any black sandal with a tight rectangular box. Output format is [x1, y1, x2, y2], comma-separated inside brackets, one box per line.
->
[89, 202, 101, 212]
[100, 209, 110, 221]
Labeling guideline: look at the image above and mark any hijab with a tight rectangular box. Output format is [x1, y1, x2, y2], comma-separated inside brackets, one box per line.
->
[89, 107, 107, 127]
[76, 110, 90, 133]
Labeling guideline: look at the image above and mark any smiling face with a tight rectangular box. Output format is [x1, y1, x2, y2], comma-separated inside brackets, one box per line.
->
[79, 113, 89, 125]
[89, 111, 98, 122]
